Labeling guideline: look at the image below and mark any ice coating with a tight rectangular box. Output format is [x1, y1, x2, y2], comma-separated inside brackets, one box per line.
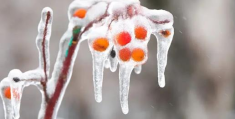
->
[10, 84, 23, 119]
[6, 69, 22, 119]
[36, 7, 53, 78]
[47, 22, 74, 96]
[68, 0, 174, 114]
[0, 78, 13, 119]
[0, 7, 54, 119]
[0, 0, 174, 118]
[44, 25, 82, 119]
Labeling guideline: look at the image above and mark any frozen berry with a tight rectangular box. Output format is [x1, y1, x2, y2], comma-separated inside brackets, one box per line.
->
[4, 87, 11, 99]
[132, 48, 145, 62]
[160, 30, 171, 38]
[73, 9, 87, 19]
[93, 38, 109, 52]
[135, 26, 147, 40]
[116, 32, 131, 46]
[119, 48, 131, 61]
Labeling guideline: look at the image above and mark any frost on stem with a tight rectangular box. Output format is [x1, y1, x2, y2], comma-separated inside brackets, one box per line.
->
[0, 0, 174, 118]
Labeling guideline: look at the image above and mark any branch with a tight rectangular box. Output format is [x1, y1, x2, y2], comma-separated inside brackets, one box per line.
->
[36, 7, 53, 102]
[44, 26, 81, 119]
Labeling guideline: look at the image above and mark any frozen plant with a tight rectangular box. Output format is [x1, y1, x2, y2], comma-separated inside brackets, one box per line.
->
[0, 0, 174, 118]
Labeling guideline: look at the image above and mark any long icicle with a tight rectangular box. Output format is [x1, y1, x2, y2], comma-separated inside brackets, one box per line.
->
[154, 27, 174, 88]
[92, 52, 107, 103]
[119, 64, 134, 114]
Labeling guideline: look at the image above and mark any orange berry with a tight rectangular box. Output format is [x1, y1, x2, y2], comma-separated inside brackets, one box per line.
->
[132, 48, 145, 62]
[119, 48, 131, 61]
[116, 32, 131, 46]
[160, 30, 171, 38]
[73, 9, 87, 18]
[93, 38, 109, 52]
[4, 87, 11, 99]
[135, 26, 147, 40]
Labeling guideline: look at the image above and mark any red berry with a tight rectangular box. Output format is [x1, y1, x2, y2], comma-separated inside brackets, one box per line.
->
[4, 87, 11, 99]
[135, 26, 147, 40]
[116, 32, 131, 46]
[132, 48, 145, 62]
[73, 9, 87, 19]
[93, 38, 109, 52]
[119, 48, 131, 61]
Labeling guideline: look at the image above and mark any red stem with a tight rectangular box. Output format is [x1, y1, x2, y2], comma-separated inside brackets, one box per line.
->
[44, 33, 79, 119]
[42, 12, 50, 82]
[41, 11, 51, 102]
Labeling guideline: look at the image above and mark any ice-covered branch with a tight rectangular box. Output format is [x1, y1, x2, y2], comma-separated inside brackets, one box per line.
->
[44, 26, 82, 119]
[36, 7, 53, 81]
[0, 7, 53, 119]
[36, 7, 53, 103]
[0, 0, 174, 118]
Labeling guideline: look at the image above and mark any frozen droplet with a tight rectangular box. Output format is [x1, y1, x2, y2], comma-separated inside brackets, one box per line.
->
[154, 27, 174, 88]
[119, 64, 134, 114]
[104, 60, 110, 69]
[109, 56, 118, 72]
[134, 65, 142, 74]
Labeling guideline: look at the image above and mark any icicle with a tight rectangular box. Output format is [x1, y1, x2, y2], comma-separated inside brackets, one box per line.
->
[119, 64, 134, 114]
[134, 65, 142, 74]
[6, 69, 24, 119]
[154, 27, 174, 88]
[91, 52, 107, 103]
[87, 25, 111, 103]
[10, 84, 23, 119]
[0, 78, 12, 119]
[0, 69, 44, 119]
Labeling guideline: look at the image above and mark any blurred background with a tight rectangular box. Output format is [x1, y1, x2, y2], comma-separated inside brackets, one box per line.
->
[0, 0, 235, 119]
